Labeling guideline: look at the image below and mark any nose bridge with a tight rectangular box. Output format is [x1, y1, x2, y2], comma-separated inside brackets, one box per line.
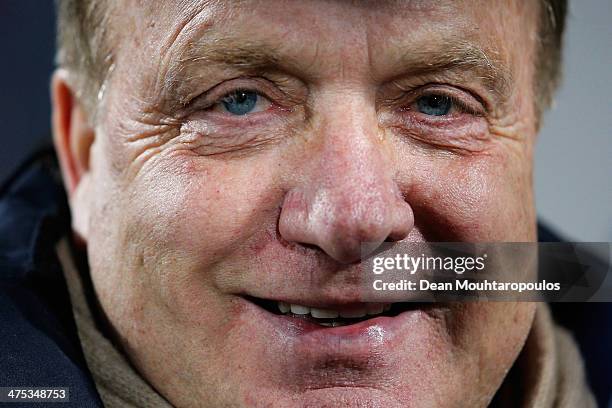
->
[313, 105, 391, 216]
[278, 96, 414, 263]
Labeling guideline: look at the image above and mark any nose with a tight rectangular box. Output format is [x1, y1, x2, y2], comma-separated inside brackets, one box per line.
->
[278, 106, 414, 263]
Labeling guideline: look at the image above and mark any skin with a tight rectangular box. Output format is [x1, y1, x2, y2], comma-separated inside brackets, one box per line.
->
[52, 1, 541, 407]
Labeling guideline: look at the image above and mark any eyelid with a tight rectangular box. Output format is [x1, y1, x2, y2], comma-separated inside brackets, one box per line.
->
[191, 77, 283, 112]
[428, 93, 481, 116]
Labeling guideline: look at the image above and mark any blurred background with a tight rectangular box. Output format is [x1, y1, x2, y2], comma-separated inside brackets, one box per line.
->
[0, 0, 610, 406]
[1, 1, 609, 242]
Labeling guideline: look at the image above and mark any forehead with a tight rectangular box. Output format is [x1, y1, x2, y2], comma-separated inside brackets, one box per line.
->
[106, 0, 538, 111]
[115, 0, 537, 63]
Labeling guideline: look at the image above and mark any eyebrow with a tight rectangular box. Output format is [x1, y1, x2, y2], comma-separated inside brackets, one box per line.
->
[392, 39, 513, 101]
[159, 39, 289, 108]
[163, 36, 513, 109]
[181, 41, 283, 69]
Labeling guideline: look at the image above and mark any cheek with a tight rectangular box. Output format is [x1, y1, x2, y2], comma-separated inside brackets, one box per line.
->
[128, 152, 282, 268]
[90, 151, 285, 345]
[404, 150, 535, 241]
[450, 302, 536, 396]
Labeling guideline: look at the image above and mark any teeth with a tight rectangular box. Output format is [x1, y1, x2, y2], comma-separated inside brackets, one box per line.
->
[290, 304, 310, 315]
[310, 308, 339, 318]
[278, 302, 290, 313]
[277, 302, 393, 320]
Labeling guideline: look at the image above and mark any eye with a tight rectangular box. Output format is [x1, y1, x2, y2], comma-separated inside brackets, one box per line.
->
[218, 89, 270, 116]
[416, 94, 452, 116]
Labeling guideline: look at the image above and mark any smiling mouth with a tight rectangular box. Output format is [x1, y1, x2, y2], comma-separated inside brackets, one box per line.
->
[245, 296, 428, 327]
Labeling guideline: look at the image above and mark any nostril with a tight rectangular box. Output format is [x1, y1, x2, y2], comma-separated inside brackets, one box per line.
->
[387, 194, 414, 242]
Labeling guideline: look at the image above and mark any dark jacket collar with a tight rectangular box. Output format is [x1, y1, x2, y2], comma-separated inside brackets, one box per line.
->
[0, 149, 103, 407]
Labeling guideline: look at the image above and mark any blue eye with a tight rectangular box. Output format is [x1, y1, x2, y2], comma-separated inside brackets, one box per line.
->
[221, 90, 259, 115]
[416, 94, 452, 116]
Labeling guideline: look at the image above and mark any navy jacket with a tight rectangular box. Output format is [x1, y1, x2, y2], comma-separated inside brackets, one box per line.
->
[0, 150, 609, 407]
[0, 151, 102, 407]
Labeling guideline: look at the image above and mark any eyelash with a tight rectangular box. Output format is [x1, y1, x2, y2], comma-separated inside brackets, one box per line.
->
[206, 89, 266, 109]
[395, 86, 482, 115]
[192, 77, 281, 114]
[425, 93, 478, 115]
[199, 79, 484, 121]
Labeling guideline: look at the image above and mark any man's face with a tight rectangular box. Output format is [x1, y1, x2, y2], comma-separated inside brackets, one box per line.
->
[74, 1, 539, 406]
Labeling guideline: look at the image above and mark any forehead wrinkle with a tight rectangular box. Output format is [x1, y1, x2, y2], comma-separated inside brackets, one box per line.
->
[144, 2, 221, 113]
[154, 2, 514, 113]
